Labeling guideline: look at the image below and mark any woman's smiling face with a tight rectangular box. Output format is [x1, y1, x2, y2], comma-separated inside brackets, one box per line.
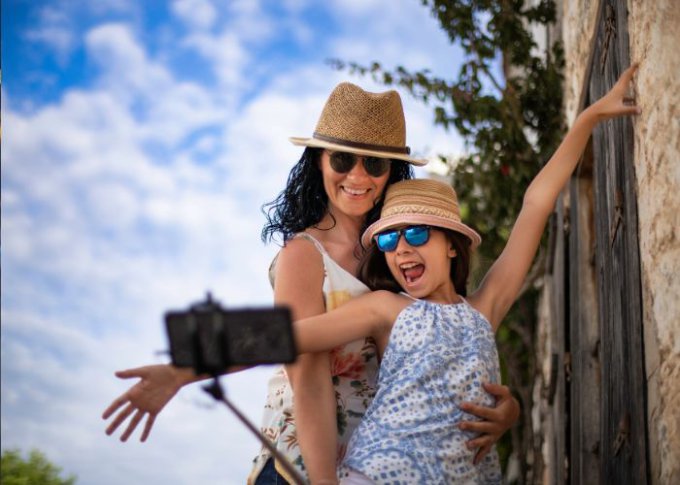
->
[319, 150, 390, 219]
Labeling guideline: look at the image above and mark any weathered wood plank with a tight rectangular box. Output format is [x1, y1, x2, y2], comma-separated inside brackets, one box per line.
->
[588, 0, 649, 482]
[569, 162, 602, 485]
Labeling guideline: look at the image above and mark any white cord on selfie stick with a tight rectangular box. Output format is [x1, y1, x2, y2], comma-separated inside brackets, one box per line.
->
[203, 378, 306, 485]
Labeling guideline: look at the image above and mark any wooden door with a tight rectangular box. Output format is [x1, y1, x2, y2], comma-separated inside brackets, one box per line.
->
[566, 0, 649, 483]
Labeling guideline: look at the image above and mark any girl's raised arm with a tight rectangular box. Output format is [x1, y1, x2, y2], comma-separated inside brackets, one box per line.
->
[474, 64, 640, 329]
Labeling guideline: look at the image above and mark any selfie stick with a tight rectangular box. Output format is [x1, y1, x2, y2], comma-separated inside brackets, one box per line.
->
[203, 378, 306, 485]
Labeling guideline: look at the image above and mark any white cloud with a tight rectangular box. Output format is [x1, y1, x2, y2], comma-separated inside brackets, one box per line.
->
[24, 6, 76, 64]
[327, 0, 459, 78]
[86, 24, 174, 98]
[281, 0, 310, 13]
[181, 30, 250, 89]
[172, 0, 218, 30]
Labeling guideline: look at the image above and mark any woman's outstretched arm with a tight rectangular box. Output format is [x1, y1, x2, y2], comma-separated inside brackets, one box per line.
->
[102, 362, 248, 441]
[102, 364, 200, 441]
[473, 64, 640, 329]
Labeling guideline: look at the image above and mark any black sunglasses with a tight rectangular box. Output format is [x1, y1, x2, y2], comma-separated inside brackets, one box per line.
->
[328, 151, 392, 177]
[374, 225, 431, 252]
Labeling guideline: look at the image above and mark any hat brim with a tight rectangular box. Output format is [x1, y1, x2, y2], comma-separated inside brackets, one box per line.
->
[289, 136, 428, 166]
[361, 213, 482, 250]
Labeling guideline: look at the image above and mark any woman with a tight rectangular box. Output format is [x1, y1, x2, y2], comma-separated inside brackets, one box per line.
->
[102, 82, 520, 484]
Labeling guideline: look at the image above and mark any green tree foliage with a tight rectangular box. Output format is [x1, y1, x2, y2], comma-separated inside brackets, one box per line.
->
[332, 1, 564, 482]
[1, 448, 77, 485]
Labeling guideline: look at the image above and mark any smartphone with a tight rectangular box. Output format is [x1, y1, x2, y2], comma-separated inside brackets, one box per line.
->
[165, 300, 296, 374]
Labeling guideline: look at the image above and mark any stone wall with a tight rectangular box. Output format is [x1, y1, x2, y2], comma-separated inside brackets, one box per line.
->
[561, 0, 599, 124]
[626, 1, 680, 482]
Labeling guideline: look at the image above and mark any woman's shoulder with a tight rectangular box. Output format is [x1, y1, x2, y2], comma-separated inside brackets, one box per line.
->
[273, 235, 325, 283]
[279, 234, 323, 262]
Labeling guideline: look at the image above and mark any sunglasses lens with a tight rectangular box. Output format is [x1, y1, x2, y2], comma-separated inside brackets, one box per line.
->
[364, 157, 391, 177]
[404, 226, 430, 247]
[374, 226, 430, 252]
[329, 152, 356, 173]
[375, 230, 399, 252]
[329, 152, 391, 176]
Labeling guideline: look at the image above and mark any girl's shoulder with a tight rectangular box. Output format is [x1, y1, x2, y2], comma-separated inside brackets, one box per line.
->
[463, 291, 494, 329]
[362, 290, 413, 317]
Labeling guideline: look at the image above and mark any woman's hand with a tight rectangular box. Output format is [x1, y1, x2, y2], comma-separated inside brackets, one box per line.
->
[102, 364, 192, 442]
[458, 382, 520, 464]
[587, 63, 641, 121]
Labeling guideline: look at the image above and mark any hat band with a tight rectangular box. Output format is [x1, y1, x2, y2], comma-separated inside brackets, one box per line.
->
[313, 132, 411, 155]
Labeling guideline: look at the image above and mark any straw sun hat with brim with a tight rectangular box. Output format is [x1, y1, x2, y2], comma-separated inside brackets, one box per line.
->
[361, 179, 482, 250]
[289, 82, 427, 166]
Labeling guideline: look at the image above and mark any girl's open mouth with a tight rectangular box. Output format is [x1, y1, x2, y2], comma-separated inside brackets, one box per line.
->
[400, 262, 425, 284]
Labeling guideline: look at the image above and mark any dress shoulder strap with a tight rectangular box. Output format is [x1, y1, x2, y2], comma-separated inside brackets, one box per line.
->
[291, 232, 328, 255]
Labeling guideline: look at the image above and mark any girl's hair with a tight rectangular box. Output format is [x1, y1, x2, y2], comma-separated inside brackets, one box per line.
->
[358, 229, 472, 296]
[261, 147, 414, 244]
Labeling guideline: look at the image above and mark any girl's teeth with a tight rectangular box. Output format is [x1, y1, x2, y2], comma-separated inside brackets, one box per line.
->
[344, 187, 368, 195]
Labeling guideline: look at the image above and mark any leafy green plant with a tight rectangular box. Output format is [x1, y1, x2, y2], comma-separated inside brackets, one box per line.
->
[1, 448, 76, 485]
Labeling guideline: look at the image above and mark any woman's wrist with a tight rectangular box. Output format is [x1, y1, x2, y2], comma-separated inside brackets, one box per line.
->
[173, 365, 200, 387]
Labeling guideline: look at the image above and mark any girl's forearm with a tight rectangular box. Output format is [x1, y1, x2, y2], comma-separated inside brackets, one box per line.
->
[524, 63, 639, 211]
[523, 107, 599, 212]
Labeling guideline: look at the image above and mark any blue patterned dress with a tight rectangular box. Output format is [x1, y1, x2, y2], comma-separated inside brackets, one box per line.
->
[341, 297, 503, 484]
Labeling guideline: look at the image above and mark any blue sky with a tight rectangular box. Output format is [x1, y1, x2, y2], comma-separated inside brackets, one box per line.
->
[1, 1, 465, 483]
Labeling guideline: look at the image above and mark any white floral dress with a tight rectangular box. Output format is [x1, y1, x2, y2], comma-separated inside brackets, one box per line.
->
[248, 233, 379, 484]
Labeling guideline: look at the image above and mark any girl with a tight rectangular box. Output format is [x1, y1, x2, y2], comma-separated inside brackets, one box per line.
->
[288, 64, 640, 483]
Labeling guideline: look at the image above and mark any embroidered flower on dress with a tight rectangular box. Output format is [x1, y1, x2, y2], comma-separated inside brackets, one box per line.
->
[330, 349, 366, 379]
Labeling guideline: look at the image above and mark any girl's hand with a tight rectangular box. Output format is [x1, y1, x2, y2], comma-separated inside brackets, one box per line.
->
[102, 364, 189, 442]
[458, 382, 520, 465]
[587, 63, 641, 121]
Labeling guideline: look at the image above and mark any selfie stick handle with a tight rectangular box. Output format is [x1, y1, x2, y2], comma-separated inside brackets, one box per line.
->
[203, 378, 306, 485]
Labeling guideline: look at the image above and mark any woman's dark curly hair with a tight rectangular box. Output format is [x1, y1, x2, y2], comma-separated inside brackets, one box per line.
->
[358, 229, 473, 296]
[261, 147, 414, 244]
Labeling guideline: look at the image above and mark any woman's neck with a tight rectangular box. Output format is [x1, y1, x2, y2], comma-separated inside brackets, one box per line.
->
[314, 209, 364, 244]
[308, 210, 366, 276]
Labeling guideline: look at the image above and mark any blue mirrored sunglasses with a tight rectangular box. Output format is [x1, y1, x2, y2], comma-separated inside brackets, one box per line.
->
[374, 225, 431, 252]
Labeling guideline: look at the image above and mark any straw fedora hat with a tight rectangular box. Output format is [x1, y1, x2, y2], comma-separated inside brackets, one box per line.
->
[289, 82, 427, 166]
[361, 179, 482, 249]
